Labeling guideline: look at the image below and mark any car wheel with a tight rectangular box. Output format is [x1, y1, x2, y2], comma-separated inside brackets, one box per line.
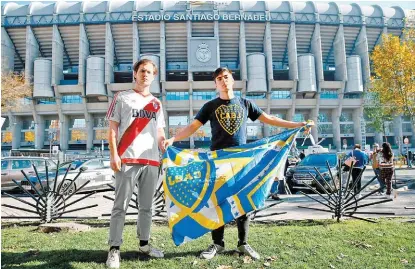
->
[60, 180, 76, 196]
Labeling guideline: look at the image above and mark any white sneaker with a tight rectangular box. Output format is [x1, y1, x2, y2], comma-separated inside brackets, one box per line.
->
[386, 194, 394, 200]
[200, 244, 225, 260]
[106, 248, 120, 268]
[139, 244, 164, 258]
[237, 244, 260, 260]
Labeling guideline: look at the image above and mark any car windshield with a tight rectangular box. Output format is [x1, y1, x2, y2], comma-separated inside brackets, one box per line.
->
[297, 154, 337, 167]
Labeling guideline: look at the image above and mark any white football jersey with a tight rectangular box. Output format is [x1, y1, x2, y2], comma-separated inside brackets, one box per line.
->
[106, 90, 165, 166]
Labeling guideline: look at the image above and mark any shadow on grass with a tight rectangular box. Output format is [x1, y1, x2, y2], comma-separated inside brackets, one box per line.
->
[1, 248, 208, 268]
[2, 249, 110, 269]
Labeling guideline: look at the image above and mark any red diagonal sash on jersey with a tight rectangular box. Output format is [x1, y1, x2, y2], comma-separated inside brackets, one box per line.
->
[117, 98, 160, 156]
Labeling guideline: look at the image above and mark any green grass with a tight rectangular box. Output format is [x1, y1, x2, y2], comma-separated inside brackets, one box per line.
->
[2, 218, 415, 269]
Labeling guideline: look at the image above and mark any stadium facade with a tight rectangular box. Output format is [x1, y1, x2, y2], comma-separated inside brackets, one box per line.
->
[1, 1, 414, 154]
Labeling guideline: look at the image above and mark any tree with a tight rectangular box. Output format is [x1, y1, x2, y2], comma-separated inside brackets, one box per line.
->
[369, 29, 415, 137]
[1, 72, 33, 110]
[363, 92, 393, 142]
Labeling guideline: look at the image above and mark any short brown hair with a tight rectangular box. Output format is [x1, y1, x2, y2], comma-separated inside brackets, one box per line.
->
[354, 144, 361, 149]
[213, 67, 232, 80]
[133, 59, 158, 75]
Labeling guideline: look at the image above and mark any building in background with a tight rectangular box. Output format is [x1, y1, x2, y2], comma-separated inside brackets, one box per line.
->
[1, 1, 414, 154]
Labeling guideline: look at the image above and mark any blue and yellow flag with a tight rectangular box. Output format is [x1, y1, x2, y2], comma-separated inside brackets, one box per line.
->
[162, 127, 304, 246]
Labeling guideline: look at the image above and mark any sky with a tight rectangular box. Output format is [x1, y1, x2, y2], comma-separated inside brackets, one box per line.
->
[1, 0, 415, 10]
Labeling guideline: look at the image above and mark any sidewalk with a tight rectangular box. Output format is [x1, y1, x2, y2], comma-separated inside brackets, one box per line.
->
[2, 167, 414, 222]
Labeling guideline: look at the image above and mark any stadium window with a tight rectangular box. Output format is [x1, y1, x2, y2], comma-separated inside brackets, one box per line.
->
[271, 91, 291, 99]
[320, 90, 338, 99]
[36, 98, 56, 104]
[62, 95, 82, 104]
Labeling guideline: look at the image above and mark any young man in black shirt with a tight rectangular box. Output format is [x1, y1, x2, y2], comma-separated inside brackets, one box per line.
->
[164, 67, 312, 260]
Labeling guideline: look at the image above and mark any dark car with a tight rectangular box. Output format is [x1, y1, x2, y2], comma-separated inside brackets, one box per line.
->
[285, 153, 345, 194]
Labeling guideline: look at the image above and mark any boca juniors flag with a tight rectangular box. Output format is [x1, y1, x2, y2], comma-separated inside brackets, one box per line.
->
[162, 127, 306, 246]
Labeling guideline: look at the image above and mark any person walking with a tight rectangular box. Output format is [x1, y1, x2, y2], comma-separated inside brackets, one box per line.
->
[106, 59, 166, 268]
[163, 67, 313, 260]
[371, 143, 385, 194]
[377, 142, 395, 199]
[347, 144, 368, 198]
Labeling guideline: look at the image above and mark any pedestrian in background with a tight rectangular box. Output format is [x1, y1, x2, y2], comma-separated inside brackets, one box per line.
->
[347, 144, 368, 198]
[377, 142, 395, 199]
[371, 143, 385, 194]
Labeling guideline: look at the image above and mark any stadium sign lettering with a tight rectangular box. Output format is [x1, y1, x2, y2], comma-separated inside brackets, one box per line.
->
[132, 13, 271, 22]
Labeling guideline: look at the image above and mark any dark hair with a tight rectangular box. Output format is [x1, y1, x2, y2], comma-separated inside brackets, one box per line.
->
[133, 59, 158, 75]
[381, 142, 393, 161]
[213, 67, 232, 80]
[353, 144, 361, 149]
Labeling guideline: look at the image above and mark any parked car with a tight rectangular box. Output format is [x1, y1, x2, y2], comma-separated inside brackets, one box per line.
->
[1, 157, 56, 192]
[285, 153, 345, 194]
[24, 158, 114, 195]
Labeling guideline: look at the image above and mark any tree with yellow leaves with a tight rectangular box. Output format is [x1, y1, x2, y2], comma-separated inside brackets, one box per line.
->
[368, 29, 415, 135]
[1, 72, 33, 110]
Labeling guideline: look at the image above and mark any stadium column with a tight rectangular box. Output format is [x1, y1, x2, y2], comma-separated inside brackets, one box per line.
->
[354, 26, 370, 92]
[353, 107, 364, 146]
[214, 18, 220, 70]
[287, 17, 298, 122]
[239, 19, 247, 97]
[24, 25, 42, 149]
[52, 24, 67, 151]
[1, 27, 15, 73]
[31, 99, 43, 149]
[333, 23, 347, 151]
[160, 19, 169, 138]
[393, 116, 403, 152]
[25, 26, 40, 84]
[187, 15, 195, 149]
[310, 19, 323, 142]
[132, 19, 140, 62]
[103, 22, 115, 153]
[7, 112, 21, 150]
[331, 109, 341, 151]
[78, 23, 91, 153]
[263, 20, 273, 138]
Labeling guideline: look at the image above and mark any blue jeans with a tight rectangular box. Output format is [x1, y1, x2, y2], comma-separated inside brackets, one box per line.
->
[374, 168, 385, 193]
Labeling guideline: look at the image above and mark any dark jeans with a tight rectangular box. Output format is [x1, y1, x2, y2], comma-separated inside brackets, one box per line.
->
[212, 214, 249, 247]
[351, 167, 364, 193]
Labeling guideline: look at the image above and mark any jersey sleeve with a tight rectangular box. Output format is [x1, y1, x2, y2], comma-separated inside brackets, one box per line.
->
[106, 92, 122, 123]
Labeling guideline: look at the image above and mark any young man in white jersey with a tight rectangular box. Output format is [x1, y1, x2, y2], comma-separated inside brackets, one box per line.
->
[106, 59, 166, 268]
[164, 67, 313, 260]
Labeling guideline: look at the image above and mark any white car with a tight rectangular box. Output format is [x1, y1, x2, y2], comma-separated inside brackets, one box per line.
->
[55, 158, 114, 195]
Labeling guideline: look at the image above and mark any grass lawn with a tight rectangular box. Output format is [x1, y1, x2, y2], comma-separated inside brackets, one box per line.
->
[1, 218, 415, 269]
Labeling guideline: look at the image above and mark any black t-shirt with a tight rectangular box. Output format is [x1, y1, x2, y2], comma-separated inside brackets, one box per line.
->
[195, 97, 263, 151]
